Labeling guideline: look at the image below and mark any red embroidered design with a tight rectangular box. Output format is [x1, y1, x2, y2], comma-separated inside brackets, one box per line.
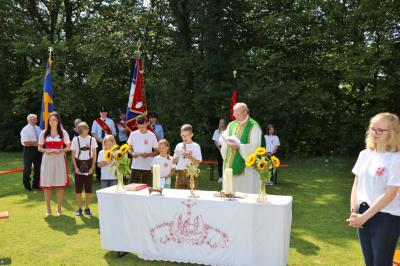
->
[163, 162, 168, 168]
[375, 167, 385, 176]
[188, 151, 193, 155]
[150, 200, 229, 249]
[144, 139, 149, 145]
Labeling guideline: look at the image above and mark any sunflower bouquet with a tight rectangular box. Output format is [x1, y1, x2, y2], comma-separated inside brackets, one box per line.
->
[245, 147, 280, 202]
[104, 143, 131, 191]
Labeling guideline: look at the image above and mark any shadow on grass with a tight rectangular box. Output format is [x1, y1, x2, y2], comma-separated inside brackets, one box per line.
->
[268, 158, 356, 249]
[103, 251, 196, 266]
[44, 213, 99, 235]
[291, 232, 320, 255]
[45, 215, 79, 235]
[0, 257, 11, 265]
[80, 214, 99, 229]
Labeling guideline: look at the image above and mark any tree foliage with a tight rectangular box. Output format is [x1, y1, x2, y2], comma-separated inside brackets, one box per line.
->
[1, 0, 399, 157]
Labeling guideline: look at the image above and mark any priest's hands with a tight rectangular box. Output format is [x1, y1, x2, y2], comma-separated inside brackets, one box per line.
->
[227, 142, 240, 150]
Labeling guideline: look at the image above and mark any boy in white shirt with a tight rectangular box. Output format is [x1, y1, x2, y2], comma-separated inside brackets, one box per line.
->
[151, 139, 176, 188]
[173, 124, 202, 189]
[127, 116, 159, 186]
[70, 122, 98, 216]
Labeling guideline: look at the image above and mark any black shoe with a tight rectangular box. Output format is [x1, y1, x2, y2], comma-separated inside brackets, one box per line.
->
[84, 208, 92, 216]
[75, 208, 83, 216]
[24, 188, 33, 192]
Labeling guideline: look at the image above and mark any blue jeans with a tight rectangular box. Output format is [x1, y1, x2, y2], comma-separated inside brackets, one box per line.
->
[101, 179, 117, 189]
[357, 202, 400, 266]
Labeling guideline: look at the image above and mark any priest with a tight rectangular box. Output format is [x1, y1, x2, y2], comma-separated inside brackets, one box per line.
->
[220, 102, 262, 193]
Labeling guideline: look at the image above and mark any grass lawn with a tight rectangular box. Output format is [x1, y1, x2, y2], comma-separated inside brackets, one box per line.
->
[0, 152, 365, 265]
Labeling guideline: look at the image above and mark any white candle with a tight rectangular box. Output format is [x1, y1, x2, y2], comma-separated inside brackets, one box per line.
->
[152, 164, 161, 190]
[224, 168, 233, 195]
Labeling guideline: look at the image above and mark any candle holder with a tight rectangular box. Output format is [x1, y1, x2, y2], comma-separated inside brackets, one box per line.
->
[185, 163, 200, 198]
[213, 191, 247, 200]
[219, 191, 235, 201]
[149, 187, 163, 195]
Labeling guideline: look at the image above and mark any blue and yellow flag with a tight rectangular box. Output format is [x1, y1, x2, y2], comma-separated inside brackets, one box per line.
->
[39, 62, 54, 130]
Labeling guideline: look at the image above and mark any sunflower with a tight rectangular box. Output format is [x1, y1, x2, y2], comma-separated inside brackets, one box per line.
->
[114, 151, 123, 160]
[255, 147, 267, 156]
[245, 153, 257, 167]
[104, 150, 113, 162]
[257, 159, 267, 171]
[118, 143, 129, 154]
[271, 156, 280, 168]
[111, 145, 119, 151]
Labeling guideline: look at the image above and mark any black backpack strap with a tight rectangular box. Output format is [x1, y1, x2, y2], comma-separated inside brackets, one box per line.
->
[77, 137, 81, 160]
[89, 137, 92, 158]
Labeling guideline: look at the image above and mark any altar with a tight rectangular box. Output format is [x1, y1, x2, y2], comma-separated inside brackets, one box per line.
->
[96, 187, 292, 266]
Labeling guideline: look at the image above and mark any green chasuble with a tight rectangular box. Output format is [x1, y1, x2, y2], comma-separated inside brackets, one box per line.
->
[224, 118, 260, 175]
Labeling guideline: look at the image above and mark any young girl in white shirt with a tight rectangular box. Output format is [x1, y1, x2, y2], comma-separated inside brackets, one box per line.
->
[151, 139, 175, 188]
[347, 112, 400, 266]
[97, 135, 118, 189]
[264, 124, 280, 185]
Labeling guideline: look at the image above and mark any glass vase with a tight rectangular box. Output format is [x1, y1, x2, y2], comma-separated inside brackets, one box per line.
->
[256, 179, 267, 203]
[115, 172, 126, 192]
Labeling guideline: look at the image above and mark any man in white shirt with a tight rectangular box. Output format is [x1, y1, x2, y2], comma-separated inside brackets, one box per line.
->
[20, 114, 42, 191]
[91, 106, 116, 181]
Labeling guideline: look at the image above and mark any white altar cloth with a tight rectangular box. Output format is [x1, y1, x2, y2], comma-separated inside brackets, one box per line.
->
[96, 187, 292, 266]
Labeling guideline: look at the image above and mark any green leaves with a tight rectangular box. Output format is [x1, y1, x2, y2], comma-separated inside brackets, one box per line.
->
[1, 0, 399, 156]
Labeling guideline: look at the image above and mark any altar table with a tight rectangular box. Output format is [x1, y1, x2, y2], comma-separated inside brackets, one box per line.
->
[97, 187, 292, 266]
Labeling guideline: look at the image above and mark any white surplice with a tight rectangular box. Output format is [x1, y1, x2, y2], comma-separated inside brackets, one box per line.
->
[220, 116, 262, 194]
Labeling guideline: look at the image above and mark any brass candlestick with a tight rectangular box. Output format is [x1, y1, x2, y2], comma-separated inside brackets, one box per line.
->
[185, 163, 200, 198]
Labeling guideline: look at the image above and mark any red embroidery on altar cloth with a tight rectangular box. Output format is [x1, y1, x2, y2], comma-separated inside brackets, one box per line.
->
[150, 200, 229, 249]
[375, 167, 385, 176]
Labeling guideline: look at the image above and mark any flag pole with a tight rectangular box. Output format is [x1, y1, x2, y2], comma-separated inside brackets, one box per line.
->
[134, 40, 142, 58]
[48, 47, 53, 65]
[230, 70, 238, 121]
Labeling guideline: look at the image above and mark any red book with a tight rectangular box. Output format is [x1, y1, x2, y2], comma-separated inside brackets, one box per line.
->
[0, 211, 9, 219]
[125, 183, 148, 191]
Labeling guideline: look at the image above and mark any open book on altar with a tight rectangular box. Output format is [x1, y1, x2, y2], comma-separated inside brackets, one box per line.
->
[125, 183, 148, 191]
[220, 135, 241, 145]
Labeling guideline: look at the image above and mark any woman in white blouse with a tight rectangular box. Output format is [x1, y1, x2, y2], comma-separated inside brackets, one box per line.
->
[38, 112, 71, 217]
[347, 112, 400, 266]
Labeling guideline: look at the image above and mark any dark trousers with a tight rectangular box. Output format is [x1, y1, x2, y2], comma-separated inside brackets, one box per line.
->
[216, 147, 223, 178]
[357, 202, 400, 266]
[95, 143, 102, 181]
[22, 146, 42, 189]
[129, 169, 152, 186]
[175, 170, 198, 190]
[267, 153, 278, 184]
[270, 169, 278, 184]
